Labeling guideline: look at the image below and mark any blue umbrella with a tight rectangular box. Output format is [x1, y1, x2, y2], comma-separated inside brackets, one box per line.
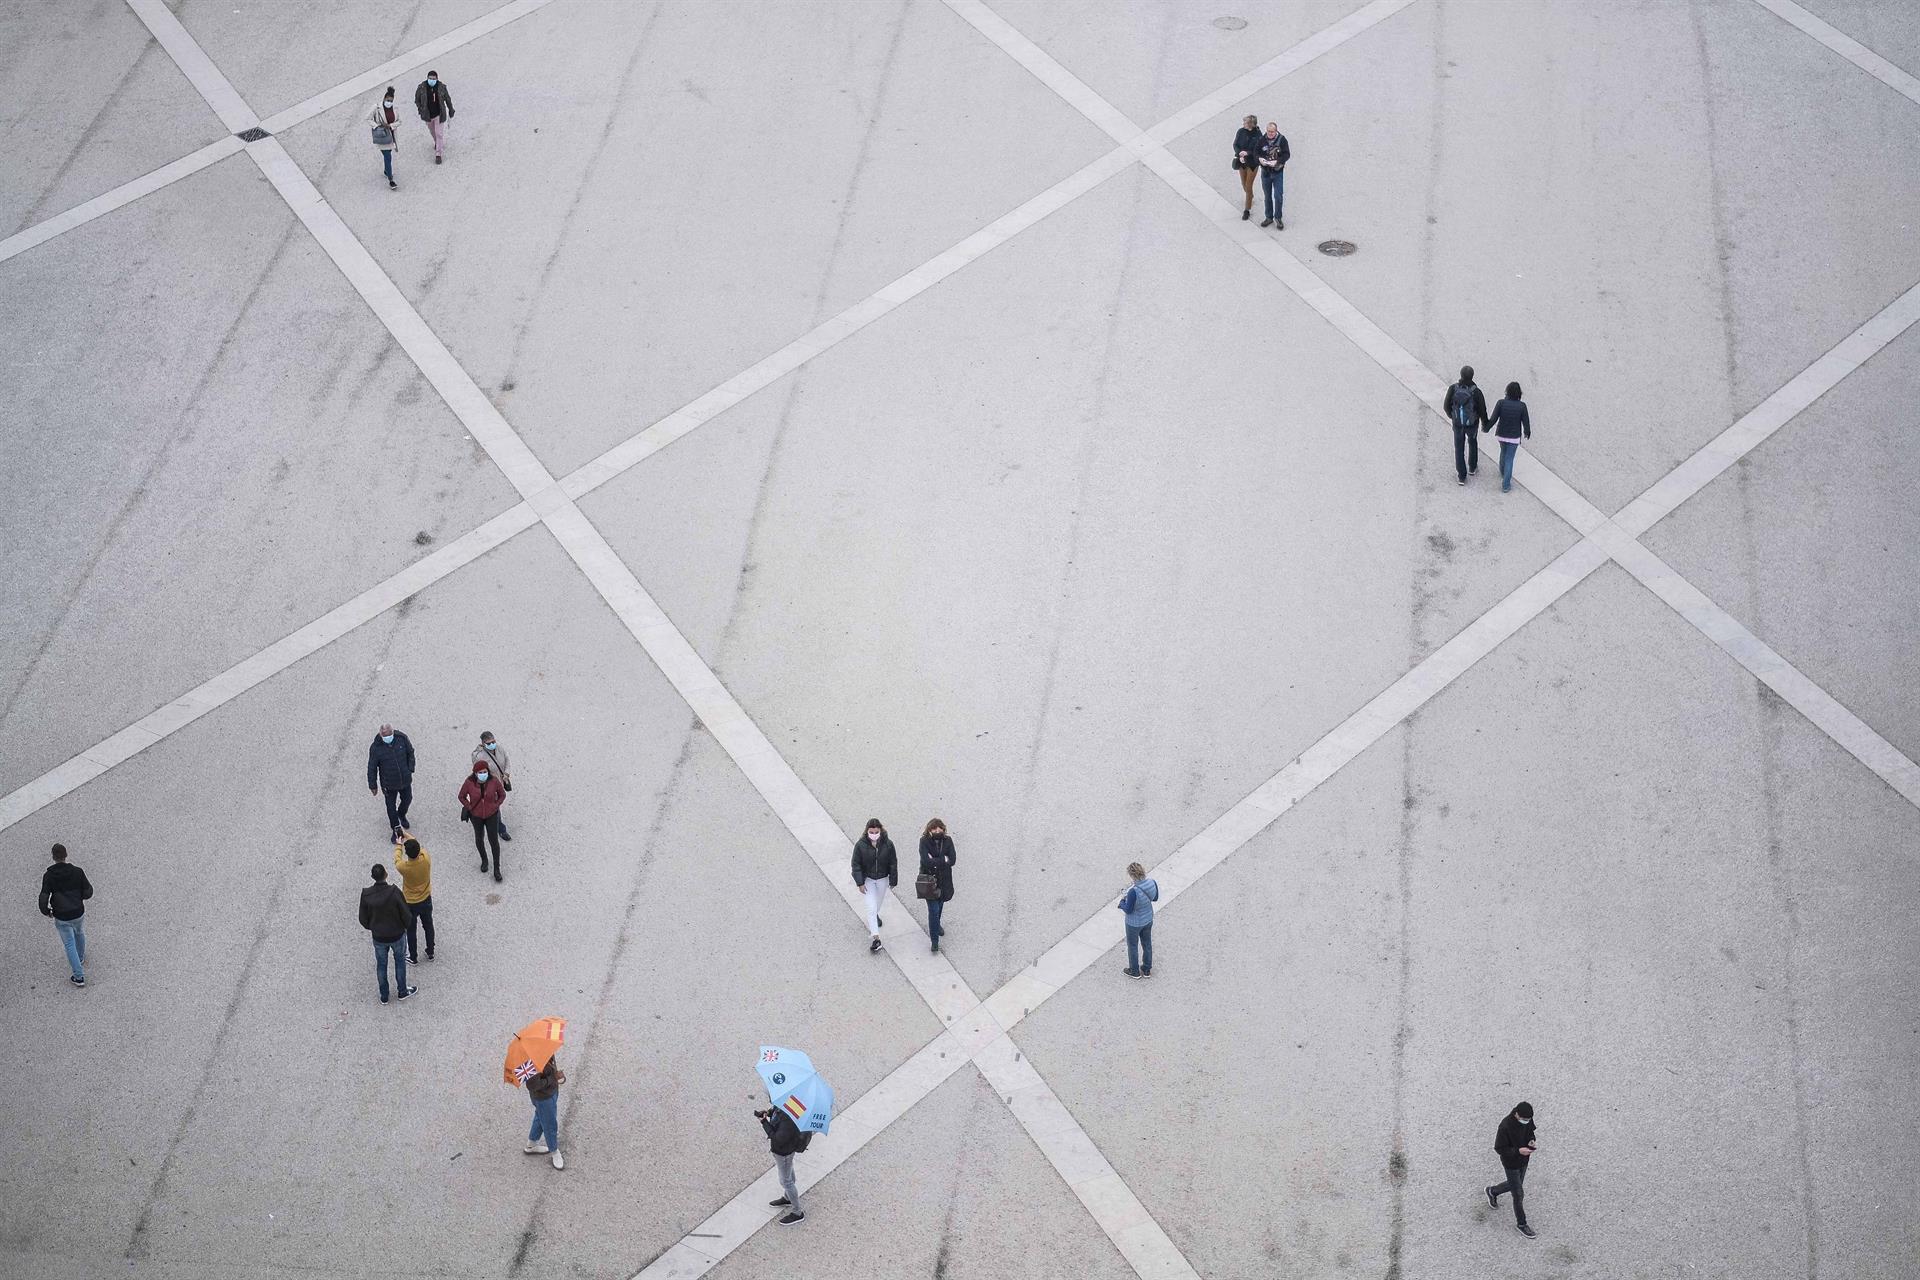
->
[756, 1045, 834, 1135]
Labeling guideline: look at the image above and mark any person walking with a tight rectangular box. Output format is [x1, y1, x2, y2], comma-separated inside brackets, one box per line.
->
[1486, 1100, 1538, 1238]
[414, 71, 455, 164]
[472, 731, 513, 842]
[1483, 381, 1532, 493]
[370, 86, 399, 189]
[359, 864, 415, 1004]
[367, 723, 416, 843]
[1117, 861, 1158, 978]
[38, 843, 93, 987]
[917, 819, 956, 954]
[757, 1103, 811, 1225]
[850, 819, 897, 955]
[1257, 121, 1290, 229]
[458, 759, 507, 882]
[393, 837, 434, 964]
[1446, 366, 1490, 485]
[1231, 114, 1263, 221]
[524, 1054, 565, 1169]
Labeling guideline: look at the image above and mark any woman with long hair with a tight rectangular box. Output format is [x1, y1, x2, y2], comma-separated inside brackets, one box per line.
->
[918, 819, 956, 953]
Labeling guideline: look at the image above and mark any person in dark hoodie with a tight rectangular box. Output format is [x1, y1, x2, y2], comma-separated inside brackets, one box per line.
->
[38, 843, 93, 987]
[1231, 114, 1263, 221]
[458, 759, 507, 882]
[1445, 366, 1490, 485]
[1483, 381, 1532, 493]
[851, 819, 897, 955]
[359, 864, 415, 1004]
[367, 723, 416, 842]
[1486, 1100, 1538, 1237]
[414, 71, 454, 163]
[918, 818, 956, 954]
[756, 1103, 812, 1226]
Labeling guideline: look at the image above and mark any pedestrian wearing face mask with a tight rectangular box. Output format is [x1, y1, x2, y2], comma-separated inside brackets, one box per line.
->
[1486, 1100, 1539, 1238]
[414, 71, 454, 164]
[367, 723, 416, 843]
[458, 759, 507, 882]
[850, 819, 897, 954]
[472, 731, 513, 842]
[369, 86, 399, 189]
[916, 819, 956, 954]
[1231, 114, 1262, 221]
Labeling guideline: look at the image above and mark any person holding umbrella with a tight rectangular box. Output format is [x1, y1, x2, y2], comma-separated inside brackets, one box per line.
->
[917, 818, 956, 953]
[850, 819, 896, 954]
[756, 1046, 833, 1227]
[506, 1016, 567, 1169]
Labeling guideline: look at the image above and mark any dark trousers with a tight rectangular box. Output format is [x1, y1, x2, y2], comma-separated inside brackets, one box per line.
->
[927, 898, 945, 938]
[1261, 167, 1284, 221]
[1453, 423, 1479, 480]
[472, 812, 501, 867]
[406, 896, 434, 961]
[1490, 1162, 1528, 1226]
[381, 786, 412, 832]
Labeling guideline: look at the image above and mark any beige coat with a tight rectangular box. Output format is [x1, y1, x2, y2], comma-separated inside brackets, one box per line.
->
[472, 741, 512, 785]
[370, 100, 398, 151]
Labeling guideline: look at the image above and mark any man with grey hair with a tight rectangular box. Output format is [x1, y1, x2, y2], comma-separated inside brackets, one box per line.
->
[367, 723, 416, 843]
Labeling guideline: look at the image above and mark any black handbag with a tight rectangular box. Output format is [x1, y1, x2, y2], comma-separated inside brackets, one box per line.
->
[914, 872, 939, 900]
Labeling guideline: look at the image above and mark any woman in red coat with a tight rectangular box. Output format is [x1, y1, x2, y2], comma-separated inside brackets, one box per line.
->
[458, 761, 507, 882]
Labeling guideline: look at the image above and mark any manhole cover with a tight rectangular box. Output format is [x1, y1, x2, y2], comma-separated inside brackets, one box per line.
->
[1213, 16, 1247, 30]
[1318, 239, 1358, 257]
[236, 126, 269, 142]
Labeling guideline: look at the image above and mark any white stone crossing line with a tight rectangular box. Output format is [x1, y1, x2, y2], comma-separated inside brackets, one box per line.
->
[124, 0, 258, 132]
[0, 0, 557, 268]
[1748, 0, 1920, 108]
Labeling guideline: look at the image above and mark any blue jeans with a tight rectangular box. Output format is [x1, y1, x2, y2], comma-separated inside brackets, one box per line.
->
[927, 898, 944, 938]
[529, 1094, 559, 1150]
[381, 149, 393, 180]
[54, 916, 86, 981]
[1261, 167, 1284, 221]
[1125, 922, 1153, 974]
[1499, 440, 1519, 489]
[374, 937, 408, 1001]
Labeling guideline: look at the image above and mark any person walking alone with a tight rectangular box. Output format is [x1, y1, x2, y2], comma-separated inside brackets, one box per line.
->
[1483, 381, 1532, 493]
[38, 843, 93, 987]
[1232, 114, 1262, 221]
[459, 759, 506, 882]
[1446, 366, 1490, 485]
[850, 819, 897, 955]
[472, 731, 513, 842]
[1117, 861, 1158, 978]
[1486, 1100, 1538, 1238]
[918, 819, 956, 954]
[414, 70, 454, 164]
[359, 864, 415, 1004]
[1257, 121, 1290, 229]
[367, 723, 416, 843]
[524, 1054, 565, 1169]
[393, 837, 434, 963]
[757, 1103, 811, 1225]
[370, 86, 399, 189]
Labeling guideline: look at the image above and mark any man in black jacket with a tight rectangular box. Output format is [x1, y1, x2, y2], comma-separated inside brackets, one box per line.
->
[1257, 122, 1290, 228]
[38, 843, 93, 987]
[1486, 1100, 1538, 1237]
[359, 864, 415, 1004]
[757, 1105, 811, 1226]
[1446, 365, 1491, 485]
[367, 723, 416, 842]
[414, 71, 454, 164]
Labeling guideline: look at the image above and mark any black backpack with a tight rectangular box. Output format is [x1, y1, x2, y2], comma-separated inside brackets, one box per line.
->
[1448, 383, 1476, 428]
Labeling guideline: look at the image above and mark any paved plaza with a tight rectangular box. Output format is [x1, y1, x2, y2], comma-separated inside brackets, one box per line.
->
[4, 1, 1920, 1277]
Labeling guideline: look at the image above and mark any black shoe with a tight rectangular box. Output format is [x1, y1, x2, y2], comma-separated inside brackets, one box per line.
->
[71, 975, 86, 987]
[1486, 1186, 1499, 1209]
[1277, 219, 1284, 229]
[1468, 466, 1478, 475]
[1516, 1224, 1536, 1239]
[1259, 218, 1272, 227]
[1457, 475, 1466, 485]
[425, 951, 435, 961]
[493, 869, 503, 883]
[389, 179, 397, 190]
[380, 995, 390, 1004]
[931, 940, 940, 953]
[1141, 969, 1152, 976]
[770, 1198, 791, 1207]
[500, 827, 513, 842]
[398, 985, 417, 1001]
[877, 915, 883, 927]
[869, 938, 882, 954]
[480, 859, 489, 872]
[1123, 968, 1143, 978]
[778, 1211, 805, 1226]
[408, 954, 418, 966]
[435, 155, 442, 164]
[1241, 209, 1250, 221]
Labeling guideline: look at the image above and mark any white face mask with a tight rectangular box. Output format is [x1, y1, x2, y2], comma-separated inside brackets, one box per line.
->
[476, 772, 489, 783]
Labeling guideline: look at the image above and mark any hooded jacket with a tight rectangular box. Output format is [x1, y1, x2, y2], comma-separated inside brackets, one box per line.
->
[39, 862, 93, 921]
[851, 832, 897, 886]
[367, 731, 415, 792]
[459, 766, 506, 820]
[359, 881, 411, 942]
[918, 833, 956, 902]
[1494, 1111, 1536, 1169]
[1118, 878, 1159, 927]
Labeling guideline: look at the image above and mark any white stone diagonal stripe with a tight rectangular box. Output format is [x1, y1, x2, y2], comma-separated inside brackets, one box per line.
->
[0, 0, 557, 268]
[124, 0, 257, 132]
[1748, 0, 1920, 108]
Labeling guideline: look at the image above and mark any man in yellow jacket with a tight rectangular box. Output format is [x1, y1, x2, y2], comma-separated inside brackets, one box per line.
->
[393, 837, 434, 963]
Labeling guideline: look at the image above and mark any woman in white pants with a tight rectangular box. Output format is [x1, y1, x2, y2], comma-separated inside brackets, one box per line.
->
[850, 819, 898, 954]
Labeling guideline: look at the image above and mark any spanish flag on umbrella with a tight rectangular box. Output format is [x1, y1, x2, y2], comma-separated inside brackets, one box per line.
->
[505, 1016, 566, 1087]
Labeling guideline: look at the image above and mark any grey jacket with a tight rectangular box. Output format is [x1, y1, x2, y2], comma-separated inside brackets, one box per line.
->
[472, 741, 512, 783]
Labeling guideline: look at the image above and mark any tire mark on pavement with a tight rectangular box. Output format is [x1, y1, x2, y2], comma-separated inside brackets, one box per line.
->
[12, 31, 155, 233]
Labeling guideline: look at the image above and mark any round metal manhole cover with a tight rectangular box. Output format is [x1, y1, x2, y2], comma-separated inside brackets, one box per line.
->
[1213, 16, 1248, 30]
[1318, 239, 1358, 257]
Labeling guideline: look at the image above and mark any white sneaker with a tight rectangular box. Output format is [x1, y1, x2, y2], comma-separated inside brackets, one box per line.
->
[551, 1151, 565, 1170]
[525, 1142, 549, 1155]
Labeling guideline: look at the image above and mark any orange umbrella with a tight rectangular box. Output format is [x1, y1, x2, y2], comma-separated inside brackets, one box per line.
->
[504, 1016, 566, 1087]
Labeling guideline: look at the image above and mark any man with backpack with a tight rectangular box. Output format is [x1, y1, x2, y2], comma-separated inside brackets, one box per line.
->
[757, 1104, 812, 1226]
[1446, 366, 1491, 485]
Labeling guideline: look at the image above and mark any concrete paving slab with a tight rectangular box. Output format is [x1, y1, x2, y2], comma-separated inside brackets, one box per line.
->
[171, 0, 505, 123]
[706, 1067, 1135, 1280]
[0, 0, 226, 237]
[1165, 0, 1920, 515]
[274, 0, 1117, 478]
[1642, 321, 1920, 763]
[1789, 0, 1920, 81]
[0, 152, 522, 797]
